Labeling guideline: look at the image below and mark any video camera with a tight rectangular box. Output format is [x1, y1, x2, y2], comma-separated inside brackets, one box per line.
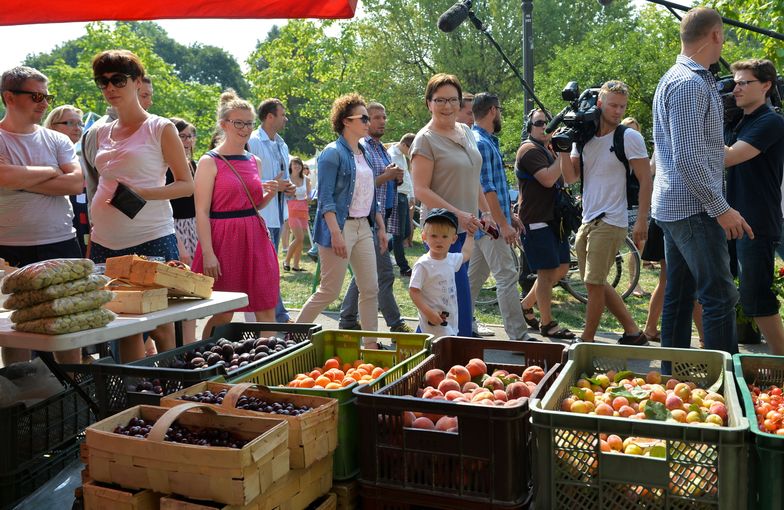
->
[715, 73, 784, 126]
[546, 82, 602, 153]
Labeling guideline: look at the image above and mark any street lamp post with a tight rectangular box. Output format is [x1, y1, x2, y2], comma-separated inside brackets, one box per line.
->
[522, 0, 534, 116]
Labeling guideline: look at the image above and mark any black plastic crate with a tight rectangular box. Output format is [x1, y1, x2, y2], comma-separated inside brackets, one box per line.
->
[0, 366, 94, 474]
[359, 482, 532, 510]
[354, 337, 566, 506]
[0, 438, 81, 510]
[64, 322, 319, 417]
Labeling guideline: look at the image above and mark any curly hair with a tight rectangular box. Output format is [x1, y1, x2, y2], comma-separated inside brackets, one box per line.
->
[330, 93, 366, 135]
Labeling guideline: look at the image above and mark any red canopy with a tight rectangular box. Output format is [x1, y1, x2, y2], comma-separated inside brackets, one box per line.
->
[0, 0, 358, 25]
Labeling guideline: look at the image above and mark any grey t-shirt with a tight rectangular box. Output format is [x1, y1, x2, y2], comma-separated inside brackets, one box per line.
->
[410, 123, 481, 232]
[0, 126, 77, 246]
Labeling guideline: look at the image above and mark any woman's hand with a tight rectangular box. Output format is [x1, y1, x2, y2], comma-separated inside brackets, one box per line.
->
[377, 228, 388, 254]
[202, 252, 222, 278]
[331, 230, 348, 259]
[457, 210, 482, 234]
[263, 179, 279, 194]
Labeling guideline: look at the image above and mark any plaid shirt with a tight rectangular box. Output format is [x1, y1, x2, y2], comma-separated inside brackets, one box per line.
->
[361, 136, 400, 235]
[652, 55, 728, 222]
[472, 125, 511, 239]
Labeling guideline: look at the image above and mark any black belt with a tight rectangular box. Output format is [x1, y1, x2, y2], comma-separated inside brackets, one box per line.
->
[210, 208, 257, 219]
[347, 216, 367, 220]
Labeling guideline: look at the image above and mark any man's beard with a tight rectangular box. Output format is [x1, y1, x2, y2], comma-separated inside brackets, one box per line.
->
[493, 116, 502, 133]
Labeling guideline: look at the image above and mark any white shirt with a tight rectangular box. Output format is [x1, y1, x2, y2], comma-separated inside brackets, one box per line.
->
[571, 128, 648, 228]
[388, 144, 413, 197]
[409, 252, 463, 336]
[247, 127, 289, 228]
[348, 153, 374, 218]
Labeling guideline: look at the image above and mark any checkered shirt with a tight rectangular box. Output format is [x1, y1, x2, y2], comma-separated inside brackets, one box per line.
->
[362, 136, 400, 235]
[472, 125, 511, 239]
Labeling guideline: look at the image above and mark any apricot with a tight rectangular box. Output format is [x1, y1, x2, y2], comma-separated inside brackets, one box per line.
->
[670, 409, 687, 423]
[595, 403, 614, 416]
[447, 365, 471, 386]
[665, 394, 684, 411]
[438, 378, 461, 394]
[325, 382, 342, 390]
[425, 369, 446, 388]
[299, 377, 316, 388]
[412, 417, 435, 430]
[612, 396, 629, 411]
[673, 383, 691, 402]
[665, 378, 680, 391]
[646, 371, 662, 384]
[709, 402, 727, 423]
[323, 358, 340, 370]
[607, 434, 623, 451]
[371, 367, 385, 378]
[618, 405, 636, 418]
[465, 358, 487, 378]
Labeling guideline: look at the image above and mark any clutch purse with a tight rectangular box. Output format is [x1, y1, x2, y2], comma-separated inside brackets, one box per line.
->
[109, 182, 146, 219]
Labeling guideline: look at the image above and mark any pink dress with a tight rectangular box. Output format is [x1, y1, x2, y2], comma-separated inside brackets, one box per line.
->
[192, 151, 279, 311]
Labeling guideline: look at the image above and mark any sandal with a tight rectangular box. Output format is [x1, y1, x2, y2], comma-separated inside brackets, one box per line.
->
[643, 332, 661, 343]
[522, 305, 539, 330]
[292, 267, 307, 272]
[540, 321, 576, 340]
[283, 263, 291, 271]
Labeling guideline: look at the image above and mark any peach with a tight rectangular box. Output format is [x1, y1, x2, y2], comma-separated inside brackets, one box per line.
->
[445, 390, 464, 401]
[505, 373, 521, 382]
[561, 396, 575, 411]
[412, 417, 435, 429]
[453, 397, 469, 403]
[612, 396, 629, 411]
[435, 415, 458, 431]
[607, 434, 623, 451]
[447, 365, 471, 386]
[600, 440, 612, 452]
[506, 382, 531, 400]
[504, 398, 522, 407]
[670, 409, 687, 423]
[403, 411, 415, 427]
[465, 358, 487, 378]
[482, 376, 505, 392]
[422, 388, 443, 399]
[595, 403, 614, 416]
[705, 414, 724, 426]
[665, 394, 684, 411]
[650, 389, 667, 404]
[646, 371, 662, 384]
[525, 381, 539, 393]
[493, 390, 508, 402]
[523, 366, 545, 384]
[438, 378, 461, 394]
[618, 405, 636, 418]
[665, 378, 680, 391]
[492, 369, 509, 378]
[471, 391, 494, 402]
[673, 383, 691, 402]
[425, 369, 446, 388]
[462, 381, 479, 393]
[709, 402, 727, 423]
[570, 400, 589, 413]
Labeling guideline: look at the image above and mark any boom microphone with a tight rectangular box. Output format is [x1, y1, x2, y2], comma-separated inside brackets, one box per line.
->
[438, 0, 472, 33]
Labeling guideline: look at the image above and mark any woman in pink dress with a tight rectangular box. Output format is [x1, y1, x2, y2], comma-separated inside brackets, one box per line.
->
[192, 90, 280, 336]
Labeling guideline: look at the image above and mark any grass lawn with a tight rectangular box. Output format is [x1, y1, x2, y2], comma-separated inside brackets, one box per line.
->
[278, 227, 671, 335]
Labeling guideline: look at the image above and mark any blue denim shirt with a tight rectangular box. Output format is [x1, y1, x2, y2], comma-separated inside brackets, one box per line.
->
[313, 135, 379, 248]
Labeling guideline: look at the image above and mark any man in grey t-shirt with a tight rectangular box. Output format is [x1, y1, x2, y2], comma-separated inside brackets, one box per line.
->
[0, 66, 83, 364]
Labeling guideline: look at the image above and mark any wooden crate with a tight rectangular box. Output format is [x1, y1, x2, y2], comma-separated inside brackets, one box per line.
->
[105, 255, 213, 298]
[330, 480, 358, 510]
[86, 404, 289, 506]
[83, 480, 162, 510]
[308, 493, 337, 510]
[104, 282, 168, 314]
[161, 382, 338, 469]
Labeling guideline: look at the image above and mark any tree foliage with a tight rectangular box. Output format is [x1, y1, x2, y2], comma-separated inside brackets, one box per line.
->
[712, 0, 784, 68]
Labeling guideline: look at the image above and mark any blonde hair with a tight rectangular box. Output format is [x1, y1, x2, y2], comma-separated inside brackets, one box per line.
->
[598, 80, 629, 102]
[216, 88, 255, 130]
[43, 105, 83, 129]
[621, 117, 640, 131]
[422, 220, 457, 237]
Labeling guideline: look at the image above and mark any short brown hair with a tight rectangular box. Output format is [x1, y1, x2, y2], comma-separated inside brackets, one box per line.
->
[461, 92, 474, 108]
[400, 133, 416, 146]
[367, 102, 385, 114]
[731, 59, 778, 97]
[330, 93, 366, 135]
[92, 50, 145, 79]
[425, 73, 462, 105]
[680, 7, 722, 44]
[258, 98, 284, 122]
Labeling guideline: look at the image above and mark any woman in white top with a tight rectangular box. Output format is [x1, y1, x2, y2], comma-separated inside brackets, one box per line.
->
[283, 156, 312, 271]
[89, 50, 194, 362]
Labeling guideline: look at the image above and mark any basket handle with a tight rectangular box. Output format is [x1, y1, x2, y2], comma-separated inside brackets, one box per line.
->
[148, 403, 219, 442]
[222, 382, 267, 408]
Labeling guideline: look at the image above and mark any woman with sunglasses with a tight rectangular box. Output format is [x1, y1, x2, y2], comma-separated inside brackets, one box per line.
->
[295, 94, 386, 342]
[192, 89, 280, 336]
[410, 73, 488, 337]
[89, 50, 194, 361]
[43, 105, 89, 257]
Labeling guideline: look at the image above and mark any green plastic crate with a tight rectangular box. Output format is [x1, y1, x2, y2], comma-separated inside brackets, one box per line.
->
[531, 343, 748, 510]
[733, 353, 784, 510]
[228, 329, 431, 480]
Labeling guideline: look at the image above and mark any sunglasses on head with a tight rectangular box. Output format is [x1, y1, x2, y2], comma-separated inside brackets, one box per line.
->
[346, 114, 370, 124]
[93, 74, 134, 90]
[7, 90, 54, 103]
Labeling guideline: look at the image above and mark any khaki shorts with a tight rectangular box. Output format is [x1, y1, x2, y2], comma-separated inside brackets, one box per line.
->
[575, 219, 627, 285]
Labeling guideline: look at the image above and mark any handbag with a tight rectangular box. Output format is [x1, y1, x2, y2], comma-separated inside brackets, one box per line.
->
[214, 153, 268, 231]
[109, 182, 146, 219]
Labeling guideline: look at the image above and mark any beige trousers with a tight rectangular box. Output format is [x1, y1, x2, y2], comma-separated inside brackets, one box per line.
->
[296, 218, 379, 331]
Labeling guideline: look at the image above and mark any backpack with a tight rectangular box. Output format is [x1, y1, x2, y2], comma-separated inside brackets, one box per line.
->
[577, 124, 640, 208]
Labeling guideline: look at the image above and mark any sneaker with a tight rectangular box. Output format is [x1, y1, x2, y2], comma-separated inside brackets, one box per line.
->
[307, 250, 319, 263]
[618, 332, 648, 346]
[476, 322, 495, 337]
[339, 323, 363, 330]
[390, 322, 413, 333]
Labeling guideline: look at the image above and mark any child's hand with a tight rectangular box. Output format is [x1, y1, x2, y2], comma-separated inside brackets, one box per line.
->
[425, 309, 444, 327]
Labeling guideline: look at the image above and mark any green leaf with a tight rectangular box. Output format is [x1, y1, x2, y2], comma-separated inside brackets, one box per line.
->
[608, 387, 650, 403]
[570, 386, 588, 400]
[580, 373, 602, 386]
[644, 401, 672, 421]
[614, 370, 635, 383]
[688, 403, 708, 421]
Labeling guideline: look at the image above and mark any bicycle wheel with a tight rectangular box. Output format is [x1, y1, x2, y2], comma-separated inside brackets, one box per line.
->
[475, 243, 523, 307]
[560, 235, 641, 304]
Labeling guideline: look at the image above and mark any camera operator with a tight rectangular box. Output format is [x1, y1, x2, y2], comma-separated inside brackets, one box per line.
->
[652, 7, 748, 355]
[561, 80, 652, 344]
[724, 58, 784, 355]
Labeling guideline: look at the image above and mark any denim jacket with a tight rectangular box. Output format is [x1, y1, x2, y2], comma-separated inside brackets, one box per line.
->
[313, 135, 379, 247]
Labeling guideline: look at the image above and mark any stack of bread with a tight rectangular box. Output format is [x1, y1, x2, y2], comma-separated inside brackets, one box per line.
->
[2, 259, 116, 334]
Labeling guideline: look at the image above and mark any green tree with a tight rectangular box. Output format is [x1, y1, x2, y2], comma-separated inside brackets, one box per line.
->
[712, 0, 784, 68]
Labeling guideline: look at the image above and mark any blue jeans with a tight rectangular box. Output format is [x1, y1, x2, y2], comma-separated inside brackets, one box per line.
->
[340, 231, 404, 328]
[388, 194, 412, 273]
[658, 213, 738, 355]
[268, 227, 290, 322]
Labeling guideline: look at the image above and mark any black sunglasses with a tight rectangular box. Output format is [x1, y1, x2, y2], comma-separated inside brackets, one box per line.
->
[346, 114, 371, 124]
[531, 120, 547, 128]
[93, 74, 134, 90]
[7, 90, 54, 103]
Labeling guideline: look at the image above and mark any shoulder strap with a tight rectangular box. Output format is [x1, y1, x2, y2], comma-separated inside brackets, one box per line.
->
[214, 152, 260, 213]
[612, 125, 630, 175]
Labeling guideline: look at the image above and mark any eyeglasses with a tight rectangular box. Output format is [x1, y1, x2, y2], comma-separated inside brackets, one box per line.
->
[531, 120, 547, 128]
[430, 97, 461, 106]
[178, 134, 195, 140]
[54, 120, 85, 128]
[93, 74, 134, 90]
[227, 120, 254, 129]
[346, 114, 370, 124]
[6, 90, 55, 103]
[733, 79, 760, 88]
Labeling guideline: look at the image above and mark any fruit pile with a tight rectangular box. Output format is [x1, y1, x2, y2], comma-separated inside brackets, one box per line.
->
[288, 357, 387, 389]
[560, 370, 729, 426]
[404, 359, 546, 431]
[168, 336, 297, 373]
[598, 434, 666, 457]
[112, 417, 248, 448]
[748, 383, 784, 434]
[178, 389, 312, 416]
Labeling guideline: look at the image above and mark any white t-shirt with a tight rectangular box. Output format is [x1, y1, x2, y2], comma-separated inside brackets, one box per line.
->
[0, 126, 77, 246]
[409, 252, 463, 336]
[91, 115, 175, 250]
[571, 128, 648, 228]
[348, 153, 374, 218]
